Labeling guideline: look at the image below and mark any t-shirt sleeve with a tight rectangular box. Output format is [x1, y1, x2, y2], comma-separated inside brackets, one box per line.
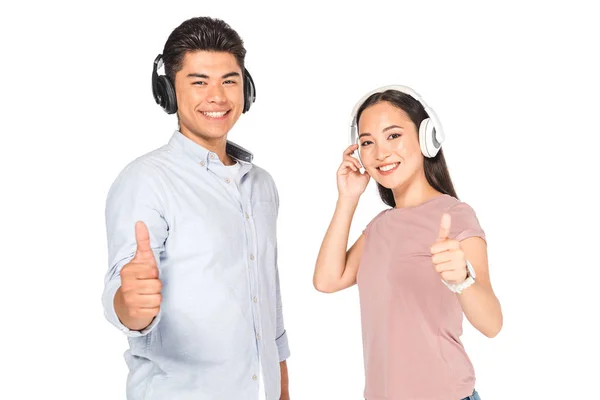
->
[363, 209, 388, 237]
[446, 202, 486, 243]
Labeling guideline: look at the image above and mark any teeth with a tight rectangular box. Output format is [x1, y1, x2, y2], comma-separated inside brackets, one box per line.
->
[202, 111, 227, 118]
[379, 163, 398, 172]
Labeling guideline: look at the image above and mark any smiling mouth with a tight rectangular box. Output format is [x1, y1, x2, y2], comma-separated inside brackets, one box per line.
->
[377, 162, 400, 172]
[201, 110, 230, 119]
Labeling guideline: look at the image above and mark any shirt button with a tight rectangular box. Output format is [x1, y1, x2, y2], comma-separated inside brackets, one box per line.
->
[245, 212, 249, 220]
[256, 334, 261, 340]
[200, 161, 205, 166]
[225, 178, 230, 183]
[210, 153, 216, 159]
[252, 375, 257, 381]
[253, 296, 258, 303]
[250, 254, 255, 260]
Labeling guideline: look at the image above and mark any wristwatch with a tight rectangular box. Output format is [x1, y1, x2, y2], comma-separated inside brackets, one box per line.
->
[442, 260, 476, 294]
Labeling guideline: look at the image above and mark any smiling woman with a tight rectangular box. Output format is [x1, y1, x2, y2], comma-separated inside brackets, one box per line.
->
[354, 89, 456, 207]
[313, 86, 502, 400]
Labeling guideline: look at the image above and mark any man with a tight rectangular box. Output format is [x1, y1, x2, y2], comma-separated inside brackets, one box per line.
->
[102, 16, 290, 400]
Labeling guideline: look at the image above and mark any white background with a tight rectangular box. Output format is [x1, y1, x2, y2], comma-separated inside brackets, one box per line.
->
[1, 0, 599, 399]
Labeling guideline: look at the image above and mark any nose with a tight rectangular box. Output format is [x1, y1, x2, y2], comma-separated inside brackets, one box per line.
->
[206, 84, 226, 104]
[375, 142, 392, 161]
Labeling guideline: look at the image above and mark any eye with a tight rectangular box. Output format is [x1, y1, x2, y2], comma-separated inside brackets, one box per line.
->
[192, 81, 207, 86]
[360, 140, 372, 146]
[388, 133, 402, 140]
[223, 79, 238, 85]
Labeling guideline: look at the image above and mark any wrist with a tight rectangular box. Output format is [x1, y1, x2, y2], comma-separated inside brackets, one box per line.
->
[337, 195, 360, 208]
[442, 260, 476, 294]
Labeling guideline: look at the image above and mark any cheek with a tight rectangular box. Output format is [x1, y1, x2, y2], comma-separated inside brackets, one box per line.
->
[394, 138, 422, 161]
[358, 148, 375, 168]
[232, 93, 245, 112]
[177, 88, 201, 109]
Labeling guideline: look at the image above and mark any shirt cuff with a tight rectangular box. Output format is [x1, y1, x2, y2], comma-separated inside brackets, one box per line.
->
[102, 278, 161, 337]
[276, 330, 290, 362]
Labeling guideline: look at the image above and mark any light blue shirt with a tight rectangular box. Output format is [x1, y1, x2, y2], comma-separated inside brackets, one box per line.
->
[102, 131, 290, 400]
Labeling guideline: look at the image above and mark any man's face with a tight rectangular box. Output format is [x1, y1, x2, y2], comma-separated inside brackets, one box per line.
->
[174, 50, 244, 145]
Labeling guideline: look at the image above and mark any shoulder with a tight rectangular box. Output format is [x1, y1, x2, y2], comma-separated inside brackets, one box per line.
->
[364, 208, 391, 236]
[249, 163, 276, 185]
[248, 162, 279, 205]
[115, 145, 172, 179]
[106, 146, 171, 200]
[442, 196, 480, 219]
[439, 196, 486, 242]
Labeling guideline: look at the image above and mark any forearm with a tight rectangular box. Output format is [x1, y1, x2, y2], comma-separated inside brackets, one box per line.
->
[313, 196, 358, 291]
[279, 361, 289, 399]
[114, 287, 154, 331]
[457, 281, 503, 338]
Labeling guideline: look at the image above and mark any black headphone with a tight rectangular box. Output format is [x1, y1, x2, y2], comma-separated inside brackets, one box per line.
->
[152, 54, 256, 115]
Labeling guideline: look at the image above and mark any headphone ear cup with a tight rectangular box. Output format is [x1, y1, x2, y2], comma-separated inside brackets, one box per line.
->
[243, 69, 256, 113]
[157, 76, 177, 114]
[419, 118, 440, 158]
[355, 136, 364, 169]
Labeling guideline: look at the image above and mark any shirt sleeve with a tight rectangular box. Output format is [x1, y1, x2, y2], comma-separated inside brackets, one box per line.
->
[275, 265, 290, 362]
[102, 161, 169, 337]
[272, 179, 290, 362]
[363, 209, 388, 237]
[446, 201, 486, 243]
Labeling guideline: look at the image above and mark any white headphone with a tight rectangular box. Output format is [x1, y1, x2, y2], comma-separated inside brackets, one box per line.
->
[349, 85, 445, 160]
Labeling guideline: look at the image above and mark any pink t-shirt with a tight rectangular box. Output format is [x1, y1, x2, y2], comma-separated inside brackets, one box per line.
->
[357, 194, 486, 400]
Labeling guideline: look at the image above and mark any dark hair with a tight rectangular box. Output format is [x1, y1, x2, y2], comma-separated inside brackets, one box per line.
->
[162, 17, 246, 83]
[356, 90, 458, 208]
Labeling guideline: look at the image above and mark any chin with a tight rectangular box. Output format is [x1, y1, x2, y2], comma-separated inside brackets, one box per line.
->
[378, 175, 409, 191]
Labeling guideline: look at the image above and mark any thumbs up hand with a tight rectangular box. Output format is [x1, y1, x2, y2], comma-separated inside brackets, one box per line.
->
[430, 213, 468, 284]
[117, 221, 162, 327]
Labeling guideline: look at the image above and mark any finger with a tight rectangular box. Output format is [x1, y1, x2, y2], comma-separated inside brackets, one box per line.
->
[134, 264, 159, 280]
[343, 155, 362, 170]
[133, 307, 160, 318]
[136, 294, 162, 308]
[430, 239, 460, 254]
[344, 143, 359, 156]
[432, 251, 454, 266]
[437, 213, 451, 241]
[122, 291, 161, 308]
[136, 307, 161, 317]
[434, 260, 455, 273]
[121, 262, 159, 280]
[136, 279, 162, 295]
[339, 160, 358, 172]
[134, 221, 155, 262]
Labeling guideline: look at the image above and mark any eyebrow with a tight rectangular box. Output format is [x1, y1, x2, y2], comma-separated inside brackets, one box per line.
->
[187, 72, 241, 79]
[383, 125, 404, 132]
[358, 125, 404, 138]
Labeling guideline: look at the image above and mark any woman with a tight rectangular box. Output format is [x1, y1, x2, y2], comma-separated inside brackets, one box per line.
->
[313, 86, 502, 400]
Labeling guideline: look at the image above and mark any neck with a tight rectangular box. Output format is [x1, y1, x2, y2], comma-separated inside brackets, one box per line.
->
[179, 126, 234, 165]
[391, 169, 442, 208]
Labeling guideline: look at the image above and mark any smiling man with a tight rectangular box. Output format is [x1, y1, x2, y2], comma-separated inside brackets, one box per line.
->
[102, 16, 290, 400]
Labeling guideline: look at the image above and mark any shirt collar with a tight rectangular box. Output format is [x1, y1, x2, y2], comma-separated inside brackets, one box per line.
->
[168, 130, 254, 170]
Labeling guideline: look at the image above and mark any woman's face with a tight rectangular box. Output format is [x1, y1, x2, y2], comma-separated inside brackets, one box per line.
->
[357, 101, 425, 189]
